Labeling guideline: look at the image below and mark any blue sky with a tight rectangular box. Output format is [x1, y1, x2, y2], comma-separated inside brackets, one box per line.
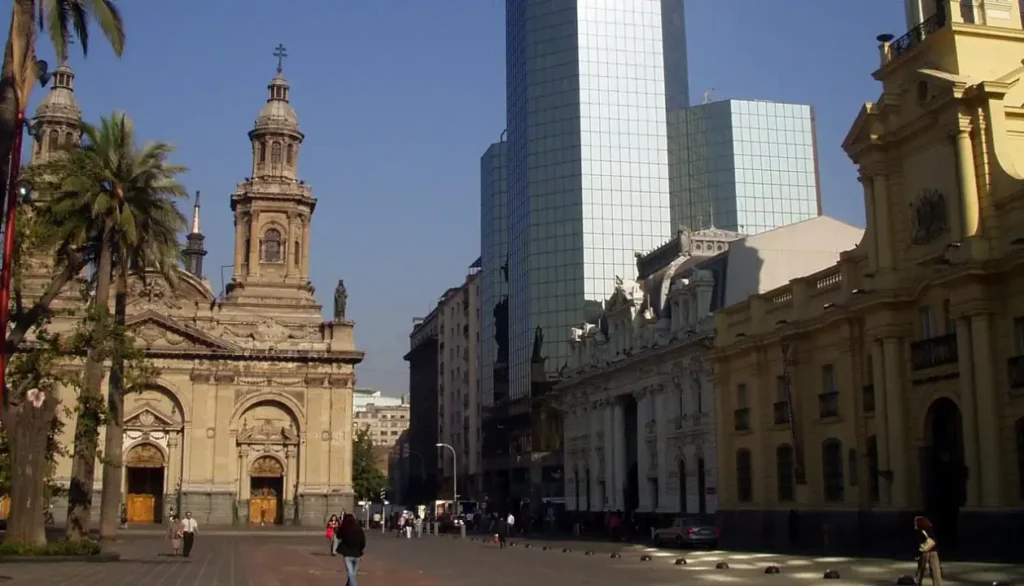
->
[26, 0, 905, 395]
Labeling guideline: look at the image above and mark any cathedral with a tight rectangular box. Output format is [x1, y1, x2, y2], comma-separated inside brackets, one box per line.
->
[25, 51, 363, 526]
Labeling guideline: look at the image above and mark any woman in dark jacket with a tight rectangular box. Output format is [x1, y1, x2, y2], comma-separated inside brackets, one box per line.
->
[336, 513, 366, 586]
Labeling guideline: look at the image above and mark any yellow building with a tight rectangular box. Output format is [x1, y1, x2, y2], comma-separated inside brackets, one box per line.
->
[711, 1, 1024, 557]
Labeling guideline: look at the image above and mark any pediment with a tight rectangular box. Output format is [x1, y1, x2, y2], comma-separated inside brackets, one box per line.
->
[841, 103, 880, 155]
[125, 405, 179, 428]
[127, 310, 239, 352]
[126, 269, 215, 313]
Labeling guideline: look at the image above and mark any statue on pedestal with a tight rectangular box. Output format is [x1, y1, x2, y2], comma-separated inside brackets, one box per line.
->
[334, 279, 348, 320]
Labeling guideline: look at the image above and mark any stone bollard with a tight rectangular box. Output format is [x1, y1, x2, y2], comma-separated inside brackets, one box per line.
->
[460, 524, 466, 539]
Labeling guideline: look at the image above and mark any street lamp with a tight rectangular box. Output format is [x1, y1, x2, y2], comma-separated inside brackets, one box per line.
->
[436, 443, 457, 507]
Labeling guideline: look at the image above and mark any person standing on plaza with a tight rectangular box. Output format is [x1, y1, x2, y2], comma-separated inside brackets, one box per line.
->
[506, 511, 515, 537]
[181, 511, 199, 557]
[914, 516, 942, 586]
[336, 513, 366, 586]
[167, 515, 184, 556]
[326, 514, 340, 556]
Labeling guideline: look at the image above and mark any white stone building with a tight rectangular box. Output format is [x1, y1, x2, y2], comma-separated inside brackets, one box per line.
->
[557, 217, 864, 520]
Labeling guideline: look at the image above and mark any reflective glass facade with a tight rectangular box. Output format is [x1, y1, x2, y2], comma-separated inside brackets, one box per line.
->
[479, 141, 508, 407]
[506, 0, 688, 400]
[668, 99, 821, 234]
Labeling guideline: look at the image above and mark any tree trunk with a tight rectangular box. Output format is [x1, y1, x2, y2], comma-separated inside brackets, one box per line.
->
[5, 251, 86, 354]
[0, 0, 36, 198]
[65, 230, 113, 540]
[98, 270, 126, 541]
[3, 387, 56, 546]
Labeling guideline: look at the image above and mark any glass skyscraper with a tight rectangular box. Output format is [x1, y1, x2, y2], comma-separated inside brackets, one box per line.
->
[479, 140, 508, 407]
[506, 0, 689, 400]
[668, 99, 822, 234]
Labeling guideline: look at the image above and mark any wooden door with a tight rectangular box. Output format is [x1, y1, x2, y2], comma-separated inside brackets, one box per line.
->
[249, 497, 277, 525]
[0, 495, 9, 520]
[127, 494, 155, 523]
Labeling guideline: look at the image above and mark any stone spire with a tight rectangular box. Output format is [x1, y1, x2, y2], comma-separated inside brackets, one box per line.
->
[31, 59, 81, 163]
[183, 190, 207, 278]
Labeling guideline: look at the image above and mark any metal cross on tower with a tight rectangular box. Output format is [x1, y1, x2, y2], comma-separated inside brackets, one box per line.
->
[273, 43, 288, 73]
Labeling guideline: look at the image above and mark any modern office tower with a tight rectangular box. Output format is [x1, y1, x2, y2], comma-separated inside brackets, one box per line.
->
[479, 140, 508, 408]
[505, 0, 689, 400]
[668, 99, 821, 235]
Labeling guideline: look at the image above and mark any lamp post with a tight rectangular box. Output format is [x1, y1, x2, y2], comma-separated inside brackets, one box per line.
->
[436, 443, 457, 507]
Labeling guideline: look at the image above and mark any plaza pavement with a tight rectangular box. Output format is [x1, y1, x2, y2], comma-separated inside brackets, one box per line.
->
[0, 530, 1021, 585]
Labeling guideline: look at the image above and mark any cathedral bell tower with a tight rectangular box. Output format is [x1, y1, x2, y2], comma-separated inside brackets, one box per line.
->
[31, 60, 81, 164]
[227, 44, 317, 305]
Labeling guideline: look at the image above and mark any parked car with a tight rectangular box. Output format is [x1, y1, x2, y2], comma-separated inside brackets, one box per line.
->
[653, 516, 719, 548]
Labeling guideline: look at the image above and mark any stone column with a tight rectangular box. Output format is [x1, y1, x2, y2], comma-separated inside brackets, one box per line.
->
[871, 173, 894, 269]
[869, 342, 892, 505]
[603, 403, 613, 509]
[882, 338, 909, 506]
[285, 447, 298, 501]
[654, 392, 666, 513]
[613, 400, 626, 511]
[588, 405, 599, 511]
[954, 318, 981, 507]
[970, 314, 1001, 506]
[166, 433, 181, 504]
[248, 211, 260, 276]
[232, 218, 245, 279]
[635, 392, 650, 511]
[284, 213, 294, 278]
[859, 173, 878, 274]
[238, 446, 250, 503]
[301, 215, 312, 280]
[956, 128, 980, 238]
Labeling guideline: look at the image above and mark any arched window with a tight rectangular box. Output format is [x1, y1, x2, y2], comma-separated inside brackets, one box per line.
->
[1016, 418, 1024, 498]
[47, 129, 59, 152]
[736, 449, 752, 502]
[64, 132, 75, 147]
[286, 144, 294, 165]
[293, 240, 300, 267]
[822, 439, 844, 502]
[261, 228, 282, 263]
[866, 435, 879, 502]
[271, 141, 282, 164]
[258, 141, 266, 163]
[776, 444, 795, 502]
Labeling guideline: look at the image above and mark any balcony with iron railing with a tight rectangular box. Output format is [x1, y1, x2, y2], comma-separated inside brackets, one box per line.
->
[772, 401, 790, 426]
[910, 333, 958, 371]
[733, 408, 750, 432]
[1008, 355, 1024, 390]
[862, 385, 875, 413]
[881, 5, 949, 66]
[818, 391, 839, 418]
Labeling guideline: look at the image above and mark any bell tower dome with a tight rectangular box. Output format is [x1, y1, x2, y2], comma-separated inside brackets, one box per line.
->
[226, 44, 317, 308]
[31, 61, 81, 163]
[249, 44, 303, 182]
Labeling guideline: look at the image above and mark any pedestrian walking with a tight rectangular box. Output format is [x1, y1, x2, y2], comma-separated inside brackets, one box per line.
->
[914, 516, 942, 586]
[336, 513, 366, 586]
[326, 514, 340, 556]
[181, 511, 199, 557]
[506, 511, 515, 537]
[167, 515, 184, 557]
[497, 515, 509, 549]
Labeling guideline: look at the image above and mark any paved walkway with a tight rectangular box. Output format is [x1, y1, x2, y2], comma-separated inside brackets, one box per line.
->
[0, 532, 1021, 585]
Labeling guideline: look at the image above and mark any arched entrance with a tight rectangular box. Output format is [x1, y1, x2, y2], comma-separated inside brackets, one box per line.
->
[249, 456, 284, 525]
[125, 443, 165, 523]
[922, 397, 966, 551]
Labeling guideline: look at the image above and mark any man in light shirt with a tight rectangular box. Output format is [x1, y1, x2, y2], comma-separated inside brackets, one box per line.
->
[181, 511, 199, 557]
[506, 512, 515, 536]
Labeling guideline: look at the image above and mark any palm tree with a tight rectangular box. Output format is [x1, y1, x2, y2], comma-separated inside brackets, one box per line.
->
[42, 113, 187, 540]
[0, 0, 125, 199]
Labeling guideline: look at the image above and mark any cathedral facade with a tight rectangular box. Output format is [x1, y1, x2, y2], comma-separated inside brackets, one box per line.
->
[27, 56, 363, 526]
